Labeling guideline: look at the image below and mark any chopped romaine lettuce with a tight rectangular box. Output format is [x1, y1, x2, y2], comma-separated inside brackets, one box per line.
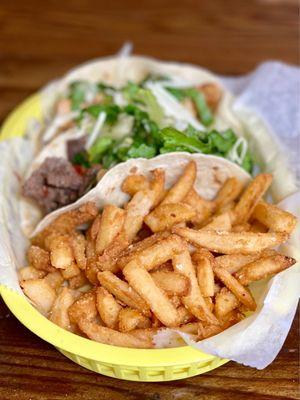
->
[83, 104, 121, 125]
[89, 136, 114, 163]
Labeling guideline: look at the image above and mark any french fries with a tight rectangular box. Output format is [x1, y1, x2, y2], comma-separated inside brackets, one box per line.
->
[21, 160, 297, 349]
[118, 308, 151, 332]
[252, 201, 297, 234]
[118, 235, 184, 272]
[161, 161, 196, 205]
[46, 234, 74, 269]
[202, 211, 232, 231]
[214, 288, 239, 319]
[20, 279, 56, 314]
[32, 202, 98, 247]
[27, 245, 53, 272]
[172, 249, 218, 325]
[214, 177, 244, 210]
[151, 271, 190, 296]
[173, 227, 288, 254]
[235, 254, 296, 285]
[68, 291, 98, 323]
[95, 205, 125, 254]
[193, 250, 215, 297]
[183, 188, 214, 226]
[121, 174, 150, 196]
[77, 317, 153, 348]
[145, 203, 195, 232]
[98, 271, 151, 316]
[71, 232, 87, 270]
[214, 252, 275, 274]
[123, 261, 180, 327]
[18, 266, 46, 280]
[233, 174, 273, 223]
[96, 287, 122, 329]
[214, 267, 257, 311]
[49, 287, 76, 331]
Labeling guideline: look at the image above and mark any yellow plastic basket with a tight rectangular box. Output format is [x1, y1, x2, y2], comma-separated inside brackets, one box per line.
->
[0, 93, 228, 381]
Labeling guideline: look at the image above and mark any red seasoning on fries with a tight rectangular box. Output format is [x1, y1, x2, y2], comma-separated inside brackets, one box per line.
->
[19, 160, 297, 348]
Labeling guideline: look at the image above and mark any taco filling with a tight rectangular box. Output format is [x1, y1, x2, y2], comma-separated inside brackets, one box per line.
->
[23, 74, 254, 213]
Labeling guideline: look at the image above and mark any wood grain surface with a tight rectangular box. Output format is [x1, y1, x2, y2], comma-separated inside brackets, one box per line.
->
[0, 1, 299, 399]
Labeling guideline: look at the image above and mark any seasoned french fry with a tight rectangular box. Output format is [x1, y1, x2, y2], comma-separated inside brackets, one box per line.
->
[122, 174, 150, 196]
[44, 270, 64, 290]
[49, 287, 76, 331]
[116, 232, 170, 270]
[161, 161, 196, 205]
[21, 279, 56, 314]
[177, 306, 194, 325]
[129, 328, 157, 346]
[45, 234, 74, 269]
[61, 261, 80, 279]
[173, 227, 288, 254]
[235, 254, 296, 285]
[118, 308, 151, 332]
[169, 295, 182, 308]
[214, 267, 256, 311]
[123, 190, 156, 242]
[88, 214, 102, 241]
[68, 291, 97, 323]
[27, 245, 53, 272]
[214, 177, 244, 210]
[216, 200, 236, 215]
[123, 261, 180, 327]
[93, 232, 129, 273]
[33, 202, 98, 247]
[193, 250, 215, 297]
[183, 188, 214, 226]
[96, 287, 122, 329]
[69, 271, 89, 289]
[176, 322, 199, 335]
[215, 288, 239, 319]
[77, 317, 152, 348]
[150, 168, 166, 206]
[232, 223, 251, 233]
[250, 219, 268, 233]
[18, 266, 46, 281]
[214, 252, 275, 274]
[233, 174, 273, 223]
[145, 203, 195, 233]
[204, 296, 214, 312]
[71, 232, 86, 270]
[172, 249, 219, 324]
[201, 211, 232, 232]
[198, 310, 244, 340]
[95, 205, 125, 254]
[119, 234, 185, 272]
[151, 271, 190, 296]
[98, 271, 151, 316]
[252, 201, 297, 234]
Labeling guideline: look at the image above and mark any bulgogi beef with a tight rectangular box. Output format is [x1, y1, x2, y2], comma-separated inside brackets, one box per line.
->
[23, 157, 100, 213]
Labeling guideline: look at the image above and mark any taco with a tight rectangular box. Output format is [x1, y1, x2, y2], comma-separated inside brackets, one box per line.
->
[21, 56, 258, 235]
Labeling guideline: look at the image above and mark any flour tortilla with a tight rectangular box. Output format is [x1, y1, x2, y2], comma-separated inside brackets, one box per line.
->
[31, 152, 250, 236]
[20, 56, 297, 236]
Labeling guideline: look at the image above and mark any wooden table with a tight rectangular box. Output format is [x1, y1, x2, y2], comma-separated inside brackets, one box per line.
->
[0, 1, 299, 399]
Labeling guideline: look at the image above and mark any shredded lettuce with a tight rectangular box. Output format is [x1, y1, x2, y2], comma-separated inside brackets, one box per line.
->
[63, 78, 254, 173]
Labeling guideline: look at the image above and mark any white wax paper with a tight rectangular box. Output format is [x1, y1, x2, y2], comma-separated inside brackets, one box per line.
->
[0, 56, 299, 369]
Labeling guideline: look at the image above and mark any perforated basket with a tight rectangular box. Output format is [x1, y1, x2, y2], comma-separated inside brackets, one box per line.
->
[0, 94, 228, 381]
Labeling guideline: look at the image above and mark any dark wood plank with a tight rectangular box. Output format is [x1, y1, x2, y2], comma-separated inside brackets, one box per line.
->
[0, 1, 299, 398]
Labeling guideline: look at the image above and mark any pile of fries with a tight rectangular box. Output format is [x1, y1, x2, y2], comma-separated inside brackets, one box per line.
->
[19, 161, 297, 348]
